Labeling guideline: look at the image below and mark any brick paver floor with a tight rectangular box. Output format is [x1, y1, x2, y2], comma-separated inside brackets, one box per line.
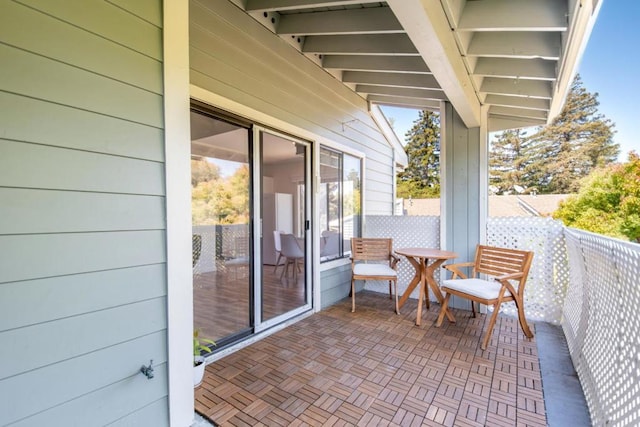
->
[195, 291, 546, 426]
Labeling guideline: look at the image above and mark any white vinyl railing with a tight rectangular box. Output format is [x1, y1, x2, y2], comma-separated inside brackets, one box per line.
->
[365, 215, 569, 323]
[563, 228, 640, 426]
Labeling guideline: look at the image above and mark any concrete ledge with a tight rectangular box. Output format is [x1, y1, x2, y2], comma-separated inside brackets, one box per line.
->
[536, 322, 591, 426]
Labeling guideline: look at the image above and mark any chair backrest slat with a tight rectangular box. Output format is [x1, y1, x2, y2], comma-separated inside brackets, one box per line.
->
[351, 238, 392, 262]
[474, 245, 533, 294]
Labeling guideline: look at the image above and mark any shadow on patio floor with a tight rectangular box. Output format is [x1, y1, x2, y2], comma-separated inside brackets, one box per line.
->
[196, 291, 546, 426]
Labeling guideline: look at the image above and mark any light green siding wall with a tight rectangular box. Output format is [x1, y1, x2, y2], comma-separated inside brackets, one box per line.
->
[320, 264, 354, 309]
[0, 1, 168, 425]
[190, 0, 398, 306]
[189, 0, 397, 216]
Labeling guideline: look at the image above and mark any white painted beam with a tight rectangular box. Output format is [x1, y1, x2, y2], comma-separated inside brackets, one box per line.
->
[356, 84, 446, 100]
[481, 78, 552, 98]
[322, 55, 430, 73]
[388, 0, 481, 127]
[468, 32, 562, 60]
[488, 116, 545, 132]
[368, 95, 441, 110]
[343, 71, 441, 90]
[484, 94, 550, 111]
[277, 7, 402, 35]
[549, 0, 602, 122]
[490, 106, 549, 120]
[245, 0, 380, 12]
[458, 0, 568, 32]
[474, 58, 556, 81]
[302, 34, 419, 55]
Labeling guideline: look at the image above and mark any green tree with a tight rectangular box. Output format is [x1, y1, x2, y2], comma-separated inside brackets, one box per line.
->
[397, 110, 440, 198]
[553, 152, 640, 242]
[489, 129, 534, 194]
[527, 74, 618, 193]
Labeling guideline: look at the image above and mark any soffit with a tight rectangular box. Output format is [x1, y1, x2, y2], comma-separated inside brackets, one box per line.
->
[242, 0, 600, 131]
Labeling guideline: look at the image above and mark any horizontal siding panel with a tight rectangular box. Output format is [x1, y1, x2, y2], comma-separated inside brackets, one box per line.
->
[0, 2, 162, 94]
[108, 397, 169, 427]
[192, 0, 382, 128]
[9, 364, 168, 427]
[0, 140, 165, 195]
[0, 92, 164, 161]
[0, 188, 165, 235]
[108, 0, 163, 28]
[0, 230, 166, 284]
[190, 43, 341, 139]
[0, 265, 166, 331]
[17, 0, 162, 60]
[0, 331, 166, 425]
[189, 1, 393, 147]
[0, 44, 163, 128]
[0, 298, 167, 379]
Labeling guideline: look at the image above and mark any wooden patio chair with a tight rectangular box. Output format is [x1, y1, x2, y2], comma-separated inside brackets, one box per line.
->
[350, 238, 400, 314]
[436, 244, 534, 350]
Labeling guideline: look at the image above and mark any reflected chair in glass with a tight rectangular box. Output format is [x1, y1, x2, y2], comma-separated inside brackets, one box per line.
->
[279, 233, 304, 280]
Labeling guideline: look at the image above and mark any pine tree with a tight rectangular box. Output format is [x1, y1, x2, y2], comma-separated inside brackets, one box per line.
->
[489, 129, 534, 194]
[527, 74, 618, 193]
[397, 110, 440, 198]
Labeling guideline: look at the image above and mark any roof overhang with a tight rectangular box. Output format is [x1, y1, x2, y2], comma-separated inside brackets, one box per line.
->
[241, 0, 602, 132]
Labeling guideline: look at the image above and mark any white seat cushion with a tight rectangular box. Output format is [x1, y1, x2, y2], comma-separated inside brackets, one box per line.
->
[441, 278, 512, 300]
[353, 263, 396, 277]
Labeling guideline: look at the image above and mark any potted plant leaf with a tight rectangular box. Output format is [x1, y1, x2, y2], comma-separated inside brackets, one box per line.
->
[193, 328, 216, 387]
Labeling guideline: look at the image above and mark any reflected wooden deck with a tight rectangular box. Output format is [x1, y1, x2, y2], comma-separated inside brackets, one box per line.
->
[194, 265, 306, 342]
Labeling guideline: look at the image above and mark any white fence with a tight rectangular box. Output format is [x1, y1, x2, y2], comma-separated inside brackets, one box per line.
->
[563, 228, 640, 426]
[365, 215, 569, 323]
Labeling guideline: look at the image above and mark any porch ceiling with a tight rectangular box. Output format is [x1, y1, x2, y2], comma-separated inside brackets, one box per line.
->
[242, 0, 601, 131]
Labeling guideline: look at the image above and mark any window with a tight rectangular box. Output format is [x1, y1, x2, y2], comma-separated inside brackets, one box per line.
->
[319, 147, 362, 261]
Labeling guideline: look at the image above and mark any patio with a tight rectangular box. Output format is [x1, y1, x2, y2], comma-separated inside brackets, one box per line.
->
[195, 291, 551, 426]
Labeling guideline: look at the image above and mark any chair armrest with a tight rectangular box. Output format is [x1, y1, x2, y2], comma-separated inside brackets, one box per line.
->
[389, 253, 400, 268]
[494, 272, 524, 281]
[442, 262, 474, 280]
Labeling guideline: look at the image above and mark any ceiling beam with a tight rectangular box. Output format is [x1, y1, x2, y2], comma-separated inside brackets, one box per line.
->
[323, 55, 430, 73]
[388, 0, 481, 127]
[489, 106, 548, 120]
[458, 0, 568, 32]
[367, 95, 441, 110]
[356, 84, 445, 100]
[343, 71, 441, 90]
[277, 7, 402, 36]
[489, 116, 546, 132]
[481, 78, 552, 99]
[468, 32, 562, 60]
[484, 94, 549, 111]
[245, 0, 380, 12]
[302, 34, 419, 55]
[548, 0, 602, 122]
[474, 58, 556, 80]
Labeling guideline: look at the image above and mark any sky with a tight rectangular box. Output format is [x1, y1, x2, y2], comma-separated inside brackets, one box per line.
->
[382, 1, 639, 161]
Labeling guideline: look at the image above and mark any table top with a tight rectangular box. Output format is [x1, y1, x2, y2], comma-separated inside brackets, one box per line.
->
[395, 247, 458, 260]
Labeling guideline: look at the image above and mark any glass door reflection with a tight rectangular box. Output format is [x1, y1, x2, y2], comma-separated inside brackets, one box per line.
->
[191, 109, 252, 346]
[260, 130, 309, 323]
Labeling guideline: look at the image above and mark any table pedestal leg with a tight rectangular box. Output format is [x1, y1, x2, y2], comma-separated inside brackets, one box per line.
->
[416, 258, 455, 325]
[398, 256, 421, 309]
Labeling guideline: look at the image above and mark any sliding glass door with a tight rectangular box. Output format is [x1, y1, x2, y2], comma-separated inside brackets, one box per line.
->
[190, 105, 312, 348]
[190, 108, 252, 346]
[258, 129, 311, 327]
